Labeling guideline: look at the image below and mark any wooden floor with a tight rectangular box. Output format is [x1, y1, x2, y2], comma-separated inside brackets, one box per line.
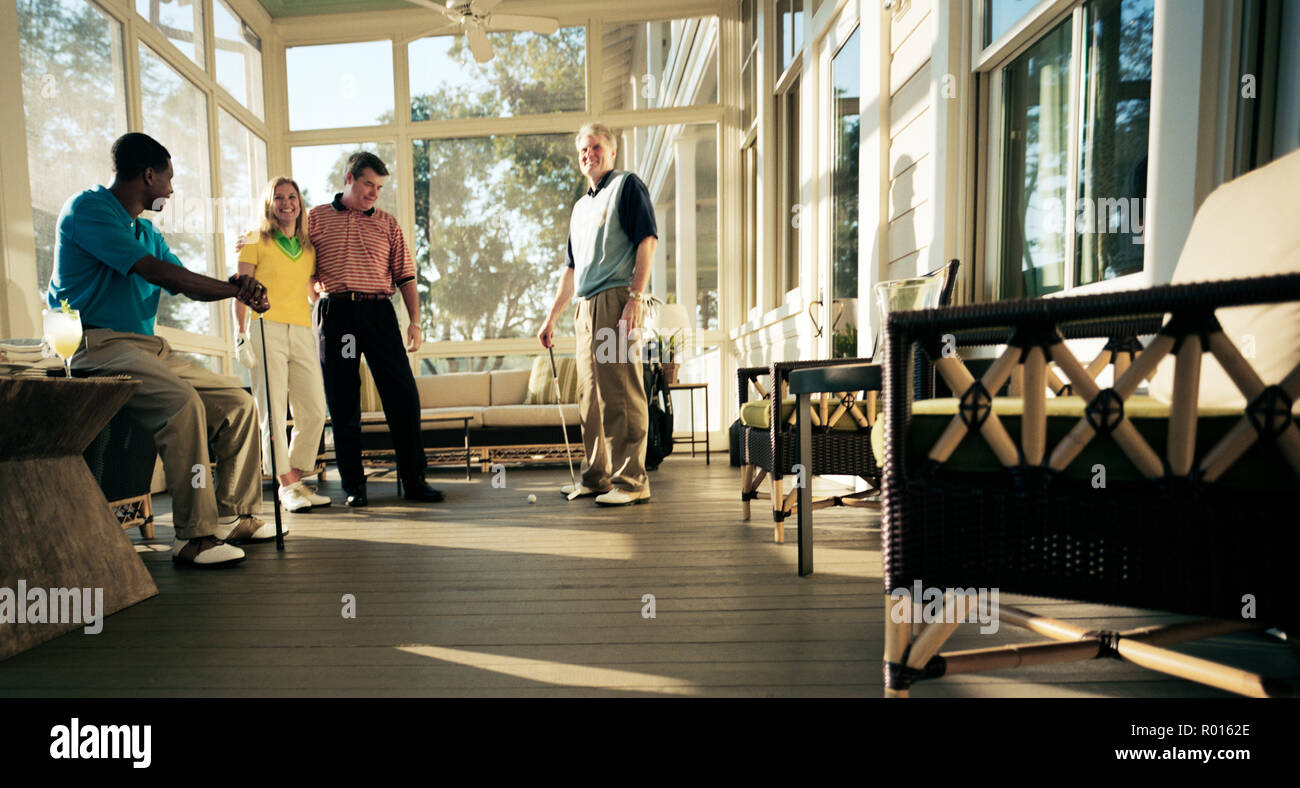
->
[2, 455, 1296, 697]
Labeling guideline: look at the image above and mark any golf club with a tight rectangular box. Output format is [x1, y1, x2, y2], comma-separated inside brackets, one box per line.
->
[547, 344, 580, 500]
[256, 314, 285, 551]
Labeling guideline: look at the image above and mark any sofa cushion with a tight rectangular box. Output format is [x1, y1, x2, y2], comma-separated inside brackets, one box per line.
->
[523, 355, 579, 404]
[415, 371, 490, 409]
[1149, 147, 1300, 411]
[481, 403, 581, 427]
[490, 368, 532, 406]
[361, 407, 485, 432]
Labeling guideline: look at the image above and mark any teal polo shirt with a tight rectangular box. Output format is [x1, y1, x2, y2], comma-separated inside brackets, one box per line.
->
[47, 186, 183, 336]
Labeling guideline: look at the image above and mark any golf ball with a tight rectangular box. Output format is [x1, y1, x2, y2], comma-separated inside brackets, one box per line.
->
[528, 494, 537, 504]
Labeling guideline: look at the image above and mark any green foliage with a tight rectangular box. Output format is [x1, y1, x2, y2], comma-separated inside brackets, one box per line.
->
[832, 323, 858, 359]
[650, 329, 684, 363]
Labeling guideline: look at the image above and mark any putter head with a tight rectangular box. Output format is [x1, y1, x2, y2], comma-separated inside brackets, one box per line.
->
[566, 490, 582, 501]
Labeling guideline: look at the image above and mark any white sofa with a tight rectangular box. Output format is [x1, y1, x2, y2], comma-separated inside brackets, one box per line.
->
[358, 367, 583, 471]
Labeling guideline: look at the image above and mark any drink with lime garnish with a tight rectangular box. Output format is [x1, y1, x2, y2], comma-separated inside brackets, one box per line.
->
[42, 301, 83, 378]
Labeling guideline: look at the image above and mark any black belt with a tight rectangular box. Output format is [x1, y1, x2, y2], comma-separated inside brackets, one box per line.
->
[325, 291, 391, 301]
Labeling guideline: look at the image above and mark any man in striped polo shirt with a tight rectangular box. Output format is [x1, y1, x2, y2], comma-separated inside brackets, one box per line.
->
[538, 123, 659, 506]
[308, 152, 442, 507]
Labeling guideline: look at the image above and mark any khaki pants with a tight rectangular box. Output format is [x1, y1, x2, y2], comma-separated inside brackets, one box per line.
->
[249, 319, 327, 478]
[575, 287, 649, 494]
[73, 329, 263, 540]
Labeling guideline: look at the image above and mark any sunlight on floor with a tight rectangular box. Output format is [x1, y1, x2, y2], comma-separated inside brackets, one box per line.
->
[396, 645, 699, 694]
[300, 525, 640, 560]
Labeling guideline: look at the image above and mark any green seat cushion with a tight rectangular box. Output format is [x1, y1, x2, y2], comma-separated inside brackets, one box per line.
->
[907, 395, 1298, 489]
[739, 397, 866, 432]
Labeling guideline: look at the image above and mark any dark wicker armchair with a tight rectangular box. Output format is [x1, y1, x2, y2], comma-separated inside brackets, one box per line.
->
[881, 273, 1300, 697]
[737, 260, 959, 544]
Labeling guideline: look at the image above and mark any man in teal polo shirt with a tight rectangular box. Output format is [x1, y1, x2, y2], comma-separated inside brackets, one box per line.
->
[48, 132, 274, 567]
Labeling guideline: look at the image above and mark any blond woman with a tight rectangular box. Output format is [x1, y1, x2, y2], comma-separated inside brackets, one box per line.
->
[234, 177, 331, 512]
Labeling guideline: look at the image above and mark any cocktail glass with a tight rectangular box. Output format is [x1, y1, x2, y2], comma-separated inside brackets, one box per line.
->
[42, 307, 83, 378]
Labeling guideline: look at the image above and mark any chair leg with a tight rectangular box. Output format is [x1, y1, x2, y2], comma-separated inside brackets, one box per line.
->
[884, 594, 912, 698]
[140, 494, 155, 539]
[740, 464, 754, 520]
[772, 477, 784, 543]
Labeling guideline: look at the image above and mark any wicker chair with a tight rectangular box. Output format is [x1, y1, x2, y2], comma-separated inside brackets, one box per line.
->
[83, 407, 157, 538]
[737, 260, 959, 543]
[880, 273, 1300, 697]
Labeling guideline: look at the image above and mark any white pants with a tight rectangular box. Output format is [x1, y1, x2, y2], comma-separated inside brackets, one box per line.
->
[249, 319, 327, 479]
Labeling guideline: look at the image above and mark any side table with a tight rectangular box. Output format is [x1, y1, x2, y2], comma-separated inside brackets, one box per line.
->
[668, 382, 709, 464]
[0, 376, 158, 660]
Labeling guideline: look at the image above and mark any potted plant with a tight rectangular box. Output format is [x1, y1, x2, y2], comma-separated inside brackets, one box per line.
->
[651, 328, 684, 384]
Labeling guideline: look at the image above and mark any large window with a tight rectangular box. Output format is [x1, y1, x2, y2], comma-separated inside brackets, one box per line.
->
[273, 14, 721, 374]
[616, 124, 719, 330]
[411, 133, 581, 346]
[990, 0, 1153, 298]
[831, 26, 860, 356]
[218, 109, 268, 274]
[17, 0, 129, 303]
[213, 0, 264, 118]
[777, 78, 802, 302]
[286, 41, 395, 131]
[140, 43, 217, 336]
[409, 27, 586, 120]
[602, 18, 718, 110]
[136, 0, 203, 67]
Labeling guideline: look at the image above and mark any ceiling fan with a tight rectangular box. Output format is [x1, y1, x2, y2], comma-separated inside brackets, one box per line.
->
[403, 0, 560, 63]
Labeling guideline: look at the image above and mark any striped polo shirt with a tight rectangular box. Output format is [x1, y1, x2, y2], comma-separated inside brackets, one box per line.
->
[307, 193, 414, 295]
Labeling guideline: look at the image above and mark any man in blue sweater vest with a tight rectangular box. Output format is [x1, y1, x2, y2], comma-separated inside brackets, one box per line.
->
[537, 123, 659, 506]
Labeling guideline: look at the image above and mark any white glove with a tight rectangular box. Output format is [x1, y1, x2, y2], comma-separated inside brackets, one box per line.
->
[235, 332, 256, 369]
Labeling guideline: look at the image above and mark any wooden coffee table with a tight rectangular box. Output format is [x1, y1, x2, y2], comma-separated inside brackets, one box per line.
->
[357, 411, 476, 488]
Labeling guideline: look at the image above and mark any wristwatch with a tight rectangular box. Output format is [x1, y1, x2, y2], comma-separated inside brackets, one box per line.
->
[629, 290, 649, 303]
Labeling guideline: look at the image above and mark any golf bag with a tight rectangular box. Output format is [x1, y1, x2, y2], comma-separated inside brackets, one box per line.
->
[643, 361, 674, 471]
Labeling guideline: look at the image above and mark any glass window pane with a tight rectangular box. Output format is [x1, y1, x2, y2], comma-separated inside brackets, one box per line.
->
[615, 124, 719, 330]
[832, 28, 861, 356]
[140, 44, 217, 336]
[419, 355, 540, 375]
[412, 134, 582, 342]
[985, 0, 1043, 47]
[286, 41, 394, 130]
[136, 0, 204, 67]
[742, 144, 758, 315]
[602, 18, 719, 111]
[998, 20, 1071, 299]
[779, 79, 802, 299]
[1075, 0, 1152, 285]
[213, 0, 264, 118]
[290, 142, 399, 217]
[218, 110, 268, 275]
[409, 27, 585, 121]
[778, 0, 805, 73]
[17, 0, 129, 303]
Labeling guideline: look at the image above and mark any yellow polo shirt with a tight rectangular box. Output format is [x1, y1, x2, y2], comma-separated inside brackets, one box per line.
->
[237, 231, 315, 327]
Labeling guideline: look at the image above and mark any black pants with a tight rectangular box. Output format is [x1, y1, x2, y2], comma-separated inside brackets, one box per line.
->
[314, 297, 425, 494]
